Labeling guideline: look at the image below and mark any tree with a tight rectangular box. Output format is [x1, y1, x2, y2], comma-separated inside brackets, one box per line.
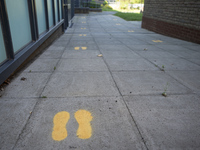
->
[116, 0, 144, 4]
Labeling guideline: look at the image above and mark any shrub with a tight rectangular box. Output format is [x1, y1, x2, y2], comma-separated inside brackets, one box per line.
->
[89, 3, 101, 8]
[81, 0, 101, 8]
[103, 0, 108, 6]
[102, 4, 114, 11]
[120, 2, 129, 9]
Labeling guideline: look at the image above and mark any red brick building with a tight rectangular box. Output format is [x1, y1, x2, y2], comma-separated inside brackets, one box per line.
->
[142, 0, 200, 44]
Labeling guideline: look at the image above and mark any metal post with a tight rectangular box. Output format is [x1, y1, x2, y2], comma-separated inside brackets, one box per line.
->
[61, 0, 65, 32]
[0, 0, 14, 59]
[57, 0, 60, 21]
[44, 0, 49, 30]
[32, 0, 39, 38]
[27, 0, 38, 41]
[52, 0, 56, 25]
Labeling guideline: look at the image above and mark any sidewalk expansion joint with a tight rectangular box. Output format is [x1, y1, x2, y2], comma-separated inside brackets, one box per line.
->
[92, 21, 149, 150]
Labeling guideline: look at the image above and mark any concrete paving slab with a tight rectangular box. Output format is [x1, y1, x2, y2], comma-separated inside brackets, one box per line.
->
[168, 50, 200, 59]
[188, 59, 200, 66]
[149, 58, 200, 71]
[90, 29, 105, 33]
[120, 39, 149, 45]
[127, 45, 164, 51]
[109, 32, 130, 35]
[93, 37, 117, 41]
[1, 72, 51, 98]
[136, 51, 179, 59]
[183, 45, 200, 51]
[124, 95, 200, 149]
[65, 43, 98, 50]
[1, 12, 200, 150]
[73, 29, 90, 33]
[56, 35, 72, 41]
[145, 40, 171, 45]
[148, 34, 189, 45]
[106, 58, 159, 71]
[24, 59, 59, 72]
[95, 40, 122, 45]
[91, 33, 111, 37]
[71, 34, 93, 38]
[126, 30, 155, 34]
[92, 35, 113, 38]
[42, 72, 120, 97]
[98, 45, 131, 51]
[47, 45, 66, 51]
[62, 49, 100, 59]
[68, 40, 96, 45]
[155, 45, 193, 51]
[167, 39, 199, 46]
[111, 35, 132, 39]
[112, 71, 191, 95]
[13, 97, 146, 150]
[52, 40, 70, 47]
[57, 58, 108, 72]
[167, 71, 200, 93]
[129, 34, 155, 41]
[101, 50, 142, 59]
[70, 37, 94, 41]
[0, 98, 37, 150]
[38, 50, 64, 59]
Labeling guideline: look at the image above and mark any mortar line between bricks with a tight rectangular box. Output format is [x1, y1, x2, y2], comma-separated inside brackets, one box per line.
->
[93, 16, 149, 150]
[12, 28, 74, 150]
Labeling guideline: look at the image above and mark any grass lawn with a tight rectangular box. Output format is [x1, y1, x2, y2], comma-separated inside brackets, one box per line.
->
[114, 12, 143, 21]
[102, 5, 117, 11]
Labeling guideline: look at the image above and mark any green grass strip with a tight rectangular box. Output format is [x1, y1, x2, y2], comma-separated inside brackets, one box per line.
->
[114, 12, 143, 21]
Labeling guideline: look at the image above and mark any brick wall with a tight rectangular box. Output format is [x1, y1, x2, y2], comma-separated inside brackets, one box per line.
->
[142, 0, 200, 44]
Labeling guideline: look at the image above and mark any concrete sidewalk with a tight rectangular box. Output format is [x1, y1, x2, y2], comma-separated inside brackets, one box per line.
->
[0, 12, 200, 150]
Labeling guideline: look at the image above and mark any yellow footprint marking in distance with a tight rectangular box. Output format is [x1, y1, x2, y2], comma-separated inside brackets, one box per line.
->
[82, 22, 86, 23]
[52, 111, 70, 141]
[152, 40, 163, 43]
[81, 28, 86, 29]
[80, 34, 86, 37]
[75, 110, 93, 139]
[128, 30, 134, 32]
[116, 24, 120, 25]
[81, 47, 87, 50]
[74, 47, 80, 50]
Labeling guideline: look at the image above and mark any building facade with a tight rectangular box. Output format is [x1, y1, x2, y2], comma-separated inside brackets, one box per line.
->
[142, 0, 200, 44]
[0, 0, 75, 85]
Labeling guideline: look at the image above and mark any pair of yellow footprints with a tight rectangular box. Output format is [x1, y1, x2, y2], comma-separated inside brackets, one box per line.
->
[74, 47, 87, 50]
[152, 40, 163, 43]
[52, 110, 93, 141]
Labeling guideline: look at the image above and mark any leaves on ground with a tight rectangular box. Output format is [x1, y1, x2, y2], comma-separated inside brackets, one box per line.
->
[21, 77, 27, 81]
[97, 54, 103, 57]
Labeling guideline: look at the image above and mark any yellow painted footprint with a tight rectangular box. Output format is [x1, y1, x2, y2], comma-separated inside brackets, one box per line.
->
[52, 111, 70, 141]
[75, 110, 93, 139]
[152, 40, 163, 43]
[74, 47, 80, 50]
[81, 47, 87, 50]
